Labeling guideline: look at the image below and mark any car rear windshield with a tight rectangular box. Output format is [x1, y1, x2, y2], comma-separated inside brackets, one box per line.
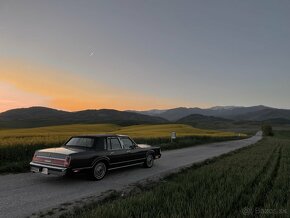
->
[65, 137, 106, 149]
[66, 137, 94, 148]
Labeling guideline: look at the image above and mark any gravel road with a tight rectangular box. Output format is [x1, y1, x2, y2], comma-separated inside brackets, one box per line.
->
[0, 133, 262, 218]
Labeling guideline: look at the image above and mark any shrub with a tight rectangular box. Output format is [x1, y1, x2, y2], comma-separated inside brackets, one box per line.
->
[262, 125, 274, 136]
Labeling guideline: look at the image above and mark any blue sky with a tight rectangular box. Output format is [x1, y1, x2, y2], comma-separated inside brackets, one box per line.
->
[0, 0, 289, 111]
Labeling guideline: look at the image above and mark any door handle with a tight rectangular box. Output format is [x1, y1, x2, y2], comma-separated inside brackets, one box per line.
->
[126, 150, 131, 153]
[110, 152, 115, 155]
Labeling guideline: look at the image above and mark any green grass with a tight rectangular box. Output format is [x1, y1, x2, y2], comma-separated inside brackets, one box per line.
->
[61, 131, 290, 218]
[0, 124, 243, 174]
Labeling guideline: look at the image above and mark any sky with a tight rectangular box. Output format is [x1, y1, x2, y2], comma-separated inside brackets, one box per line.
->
[0, 0, 289, 112]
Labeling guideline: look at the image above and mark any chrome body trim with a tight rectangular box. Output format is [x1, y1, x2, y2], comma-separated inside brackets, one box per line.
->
[108, 162, 143, 170]
[109, 158, 146, 165]
[35, 156, 66, 161]
[72, 166, 92, 170]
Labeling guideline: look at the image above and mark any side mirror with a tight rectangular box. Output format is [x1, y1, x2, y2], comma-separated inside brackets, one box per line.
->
[129, 145, 136, 149]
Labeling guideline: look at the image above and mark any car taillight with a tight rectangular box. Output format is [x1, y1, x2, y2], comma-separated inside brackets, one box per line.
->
[64, 156, 71, 167]
[32, 153, 37, 162]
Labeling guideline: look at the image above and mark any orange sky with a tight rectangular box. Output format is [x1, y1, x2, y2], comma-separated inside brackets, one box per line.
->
[0, 59, 194, 112]
[0, 82, 49, 111]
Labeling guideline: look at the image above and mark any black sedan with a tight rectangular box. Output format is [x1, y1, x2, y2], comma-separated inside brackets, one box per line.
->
[30, 134, 161, 180]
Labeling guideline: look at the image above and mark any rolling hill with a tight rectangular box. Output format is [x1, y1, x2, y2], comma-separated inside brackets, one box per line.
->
[176, 114, 237, 130]
[230, 108, 290, 121]
[175, 113, 268, 131]
[176, 112, 290, 132]
[0, 107, 167, 128]
[1, 105, 290, 129]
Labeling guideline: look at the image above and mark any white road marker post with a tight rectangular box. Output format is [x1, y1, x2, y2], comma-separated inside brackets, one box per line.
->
[171, 132, 176, 143]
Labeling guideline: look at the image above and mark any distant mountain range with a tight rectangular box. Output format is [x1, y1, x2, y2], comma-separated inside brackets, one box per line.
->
[131, 105, 290, 122]
[0, 107, 167, 128]
[0, 105, 289, 129]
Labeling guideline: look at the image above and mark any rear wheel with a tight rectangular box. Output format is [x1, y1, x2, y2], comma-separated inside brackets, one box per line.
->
[144, 154, 154, 168]
[90, 162, 107, 180]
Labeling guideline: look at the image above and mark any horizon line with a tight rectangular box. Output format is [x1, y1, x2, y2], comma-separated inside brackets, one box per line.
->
[0, 104, 288, 114]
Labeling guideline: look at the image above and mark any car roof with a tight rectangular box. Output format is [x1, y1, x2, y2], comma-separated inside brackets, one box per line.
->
[73, 134, 129, 138]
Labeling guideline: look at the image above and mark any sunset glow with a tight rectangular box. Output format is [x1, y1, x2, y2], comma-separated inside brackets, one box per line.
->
[0, 59, 186, 112]
[0, 1, 289, 112]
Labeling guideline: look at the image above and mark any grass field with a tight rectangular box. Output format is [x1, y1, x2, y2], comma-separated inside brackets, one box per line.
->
[62, 131, 290, 218]
[0, 124, 243, 174]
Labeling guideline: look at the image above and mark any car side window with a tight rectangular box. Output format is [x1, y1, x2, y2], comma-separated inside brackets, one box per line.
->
[120, 137, 135, 149]
[108, 137, 122, 150]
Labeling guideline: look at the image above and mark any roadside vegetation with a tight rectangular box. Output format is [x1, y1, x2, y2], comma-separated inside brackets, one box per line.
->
[262, 125, 274, 136]
[62, 131, 290, 218]
[0, 124, 244, 174]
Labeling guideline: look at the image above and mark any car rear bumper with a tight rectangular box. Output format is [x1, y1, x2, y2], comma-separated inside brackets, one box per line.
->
[30, 162, 67, 176]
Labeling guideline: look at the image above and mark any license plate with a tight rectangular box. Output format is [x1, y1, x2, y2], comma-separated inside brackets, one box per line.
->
[31, 167, 40, 173]
[41, 168, 48, 175]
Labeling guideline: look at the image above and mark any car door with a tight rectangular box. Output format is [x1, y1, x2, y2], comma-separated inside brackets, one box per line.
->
[106, 137, 131, 168]
[119, 137, 146, 163]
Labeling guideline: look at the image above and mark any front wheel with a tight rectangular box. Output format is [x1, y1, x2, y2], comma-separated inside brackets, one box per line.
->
[144, 154, 154, 168]
[90, 162, 107, 180]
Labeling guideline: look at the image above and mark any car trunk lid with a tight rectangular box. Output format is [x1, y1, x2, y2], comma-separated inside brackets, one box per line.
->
[33, 147, 81, 167]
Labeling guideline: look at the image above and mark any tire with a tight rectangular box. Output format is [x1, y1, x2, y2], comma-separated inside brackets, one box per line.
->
[90, 162, 107, 180]
[143, 154, 154, 168]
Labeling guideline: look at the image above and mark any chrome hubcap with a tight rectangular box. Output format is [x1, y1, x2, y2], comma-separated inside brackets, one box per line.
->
[94, 162, 106, 179]
[146, 155, 153, 167]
